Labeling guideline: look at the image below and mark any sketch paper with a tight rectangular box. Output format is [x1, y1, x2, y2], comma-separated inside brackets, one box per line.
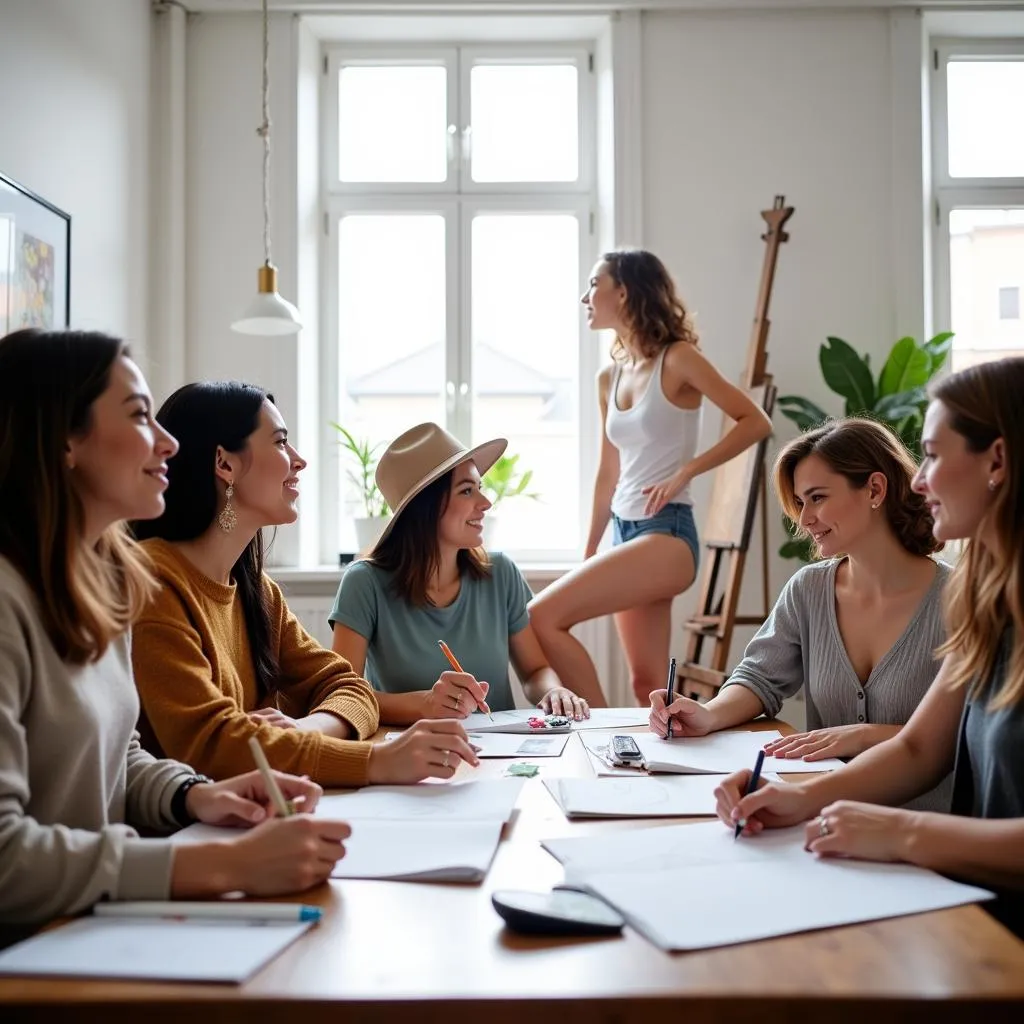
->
[464, 707, 650, 733]
[545, 775, 724, 818]
[313, 778, 524, 822]
[468, 731, 569, 758]
[0, 916, 312, 983]
[581, 857, 993, 951]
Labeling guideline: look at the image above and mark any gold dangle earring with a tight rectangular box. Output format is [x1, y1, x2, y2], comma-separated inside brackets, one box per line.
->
[218, 483, 237, 533]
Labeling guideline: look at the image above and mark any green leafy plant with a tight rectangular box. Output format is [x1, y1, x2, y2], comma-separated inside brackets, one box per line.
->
[481, 453, 540, 508]
[330, 423, 390, 518]
[775, 331, 954, 561]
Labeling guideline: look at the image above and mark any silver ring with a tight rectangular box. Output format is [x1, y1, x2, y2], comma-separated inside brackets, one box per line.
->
[454, 691, 462, 707]
[817, 816, 830, 838]
[442, 750, 450, 769]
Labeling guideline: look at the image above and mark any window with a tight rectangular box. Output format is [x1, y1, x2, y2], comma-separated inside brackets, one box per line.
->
[999, 285, 1020, 320]
[322, 46, 596, 561]
[932, 42, 1024, 372]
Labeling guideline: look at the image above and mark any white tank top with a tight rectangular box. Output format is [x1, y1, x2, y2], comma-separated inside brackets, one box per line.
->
[605, 346, 703, 520]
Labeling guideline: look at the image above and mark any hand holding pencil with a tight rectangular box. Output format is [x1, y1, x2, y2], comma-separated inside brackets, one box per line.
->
[437, 640, 493, 720]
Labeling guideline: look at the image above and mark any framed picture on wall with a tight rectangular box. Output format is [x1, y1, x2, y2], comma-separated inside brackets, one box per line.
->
[0, 171, 71, 335]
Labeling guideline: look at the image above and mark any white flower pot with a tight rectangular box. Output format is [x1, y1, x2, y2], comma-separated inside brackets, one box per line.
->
[354, 516, 391, 555]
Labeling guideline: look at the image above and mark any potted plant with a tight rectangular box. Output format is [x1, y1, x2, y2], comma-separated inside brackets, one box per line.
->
[480, 452, 540, 547]
[330, 423, 390, 555]
[776, 331, 953, 562]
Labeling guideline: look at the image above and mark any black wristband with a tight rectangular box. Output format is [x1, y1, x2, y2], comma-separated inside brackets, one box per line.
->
[170, 774, 214, 827]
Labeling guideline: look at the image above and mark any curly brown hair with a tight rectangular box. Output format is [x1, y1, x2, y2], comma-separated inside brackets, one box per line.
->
[774, 417, 941, 559]
[602, 249, 699, 362]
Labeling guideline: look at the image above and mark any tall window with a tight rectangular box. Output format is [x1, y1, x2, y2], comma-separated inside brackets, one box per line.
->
[932, 42, 1024, 371]
[322, 46, 596, 561]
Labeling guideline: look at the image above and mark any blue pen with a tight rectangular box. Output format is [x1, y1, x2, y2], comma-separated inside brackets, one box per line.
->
[734, 748, 766, 839]
[664, 656, 677, 739]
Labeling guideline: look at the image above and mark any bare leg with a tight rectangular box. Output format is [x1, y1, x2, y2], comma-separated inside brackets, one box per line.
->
[614, 598, 673, 706]
[528, 535, 696, 708]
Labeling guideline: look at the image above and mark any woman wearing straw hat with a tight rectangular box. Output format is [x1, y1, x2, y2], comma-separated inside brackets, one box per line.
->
[330, 422, 590, 724]
[131, 383, 480, 788]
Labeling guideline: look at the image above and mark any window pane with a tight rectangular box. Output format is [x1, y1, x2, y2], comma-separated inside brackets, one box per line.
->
[338, 66, 448, 182]
[337, 214, 446, 530]
[947, 61, 1024, 178]
[471, 214, 580, 551]
[949, 208, 1024, 371]
[470, 64, 579, 183]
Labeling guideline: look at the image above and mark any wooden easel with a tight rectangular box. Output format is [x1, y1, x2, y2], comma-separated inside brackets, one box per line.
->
[677, 196, 794, 701]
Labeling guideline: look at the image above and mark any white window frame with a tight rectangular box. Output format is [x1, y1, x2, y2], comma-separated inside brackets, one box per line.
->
[319, 42, 598, 565]
[930, 38, 1024, 342]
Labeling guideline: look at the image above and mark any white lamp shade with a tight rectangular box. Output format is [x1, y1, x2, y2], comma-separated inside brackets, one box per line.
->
[231, 262, 303, 336]
[231, 291, 303, 335]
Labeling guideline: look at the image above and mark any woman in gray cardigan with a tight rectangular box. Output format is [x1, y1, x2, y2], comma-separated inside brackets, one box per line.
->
[650, 417, 951, 810]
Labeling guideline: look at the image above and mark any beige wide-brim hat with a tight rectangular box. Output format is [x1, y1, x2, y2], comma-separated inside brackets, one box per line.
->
[371, 422, 507, 550]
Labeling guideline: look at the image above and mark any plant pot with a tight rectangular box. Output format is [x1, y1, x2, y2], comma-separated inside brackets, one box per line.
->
[354, 516, 391, 555]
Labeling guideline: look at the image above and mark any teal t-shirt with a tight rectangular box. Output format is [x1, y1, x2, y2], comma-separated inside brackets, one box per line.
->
[327, 553, 533, 712]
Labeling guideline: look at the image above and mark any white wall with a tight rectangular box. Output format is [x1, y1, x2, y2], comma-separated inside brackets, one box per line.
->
[0, 0, 152, 352]
[639, 8, 926, 649]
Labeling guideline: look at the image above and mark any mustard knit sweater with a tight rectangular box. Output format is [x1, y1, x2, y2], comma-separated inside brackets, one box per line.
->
[133, 539, 379, 786]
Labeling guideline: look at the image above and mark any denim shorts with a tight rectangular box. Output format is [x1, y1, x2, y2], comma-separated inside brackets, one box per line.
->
[612, 502, 700, 571]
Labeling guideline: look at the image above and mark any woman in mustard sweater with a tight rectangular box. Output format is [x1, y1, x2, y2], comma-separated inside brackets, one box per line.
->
[0, 329, 349, 927]
[131, 382, 478, 787]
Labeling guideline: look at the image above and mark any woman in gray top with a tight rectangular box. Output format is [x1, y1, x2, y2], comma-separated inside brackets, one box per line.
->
[651, 418, 951, 809]
[715, 357, 1024, 940]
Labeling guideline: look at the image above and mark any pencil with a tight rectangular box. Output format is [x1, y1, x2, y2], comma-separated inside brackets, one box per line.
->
[437, 639, 493, 720]
[247, 735, 295, 818]
[664, 656, 677, 739]
[734, 748, 766, 839]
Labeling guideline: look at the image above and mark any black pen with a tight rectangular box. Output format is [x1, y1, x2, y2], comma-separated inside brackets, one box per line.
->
[664, 656, 677, 739]
[734, 748, 766, 839]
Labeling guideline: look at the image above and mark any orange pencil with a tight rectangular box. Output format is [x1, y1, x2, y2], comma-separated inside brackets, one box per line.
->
[437, 640, 493, 720]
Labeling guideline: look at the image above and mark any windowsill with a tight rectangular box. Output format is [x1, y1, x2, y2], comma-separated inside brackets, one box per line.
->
[269, 561, 579, 589]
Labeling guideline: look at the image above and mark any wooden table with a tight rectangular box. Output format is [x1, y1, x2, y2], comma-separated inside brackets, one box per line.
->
[3, 721, 1024, 1023]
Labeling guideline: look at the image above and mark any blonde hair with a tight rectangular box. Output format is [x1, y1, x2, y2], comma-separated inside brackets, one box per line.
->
[0, 329, 156, 664]
[931, 357, 1024, 710]
[774, 417, 940, 559]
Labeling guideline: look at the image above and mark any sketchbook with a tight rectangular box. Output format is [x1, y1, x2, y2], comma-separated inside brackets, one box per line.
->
[543, 821, 992, 951]
[545, 774, 777, 819]
[578, 730, 845, 775]
[173, 779, 523, 884]
[467, 731, 570, 758]
[463, 707, 649, 734]
[0, 915, 312, 983]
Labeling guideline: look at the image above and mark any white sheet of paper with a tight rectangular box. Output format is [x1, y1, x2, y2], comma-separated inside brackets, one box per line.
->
[463, 709, 572, 733]
[633, 731, 845, 774]
[545, 775, 729, 818]
[467, 732, 569, 758]
[464, 707, 649, 733]
[313, 778, 525, 822]
[581, 857, 993, 952]
[0, 916, 312, 983]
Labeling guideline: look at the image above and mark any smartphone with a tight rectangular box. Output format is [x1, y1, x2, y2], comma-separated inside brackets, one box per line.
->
[609, 733, 644, 767]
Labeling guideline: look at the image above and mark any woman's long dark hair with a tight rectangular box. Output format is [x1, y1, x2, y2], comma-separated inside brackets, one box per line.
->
[370, 470, 490, 606]
[0, 328, 156, 662]
[133, 382, 279, 697]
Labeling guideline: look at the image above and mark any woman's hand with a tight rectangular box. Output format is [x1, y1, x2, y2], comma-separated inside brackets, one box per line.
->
[185, 770, 323, 827]
[249, 707, 299, 730]
[641, 466, 693, 517]
[714, 772, 818, 835]
[805, 801, 915, 862]
[649, 689, 714, 738]
[538, 688, 590, 720]
[422, 671, 491, 720]
[367, 719, 481, 784]
[764, 724, 878, 762]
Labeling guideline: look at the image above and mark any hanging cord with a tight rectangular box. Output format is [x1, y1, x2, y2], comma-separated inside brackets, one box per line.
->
[257, 0, 272, 266]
